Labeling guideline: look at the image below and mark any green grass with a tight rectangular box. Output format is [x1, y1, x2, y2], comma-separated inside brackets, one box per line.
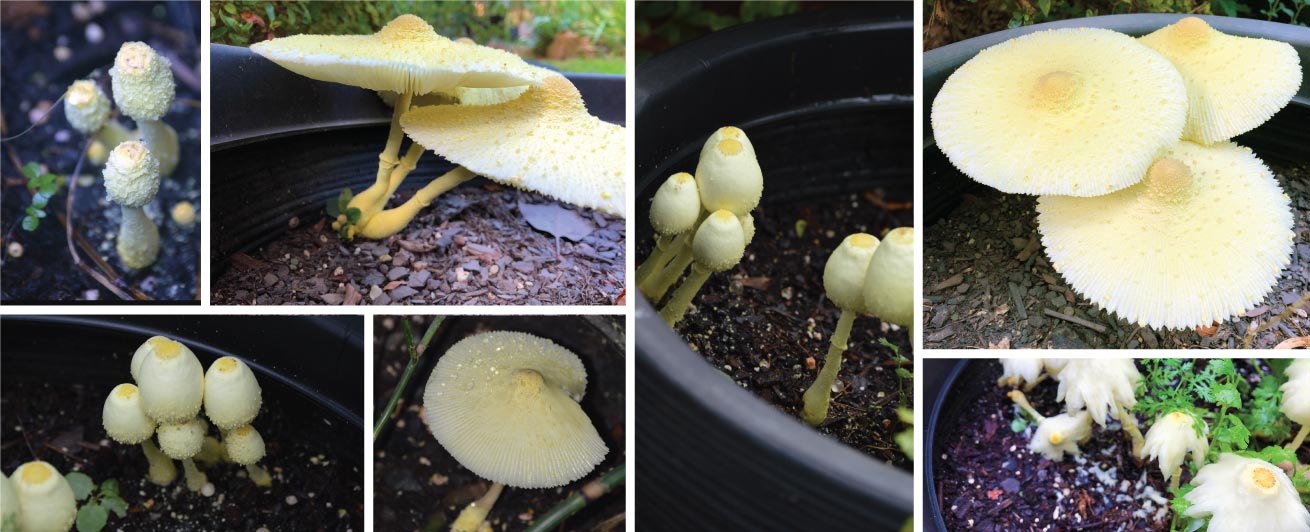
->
[537, 56, 626, 75]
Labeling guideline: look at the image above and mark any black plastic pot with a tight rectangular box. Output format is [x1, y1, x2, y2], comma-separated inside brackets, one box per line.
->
[635, 6, 914, 530]
[924, 15, 1310, 224]
[923, 359, 981, 532]
[208, 44, 625, 273]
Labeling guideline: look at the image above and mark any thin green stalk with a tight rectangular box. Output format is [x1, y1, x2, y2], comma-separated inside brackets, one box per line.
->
[801, 311, 856, 427]
[658, 265, 710, 326]
[635, 234, 675, 286]
[373, 316, 445, 440]
[522, 465, 625, 532]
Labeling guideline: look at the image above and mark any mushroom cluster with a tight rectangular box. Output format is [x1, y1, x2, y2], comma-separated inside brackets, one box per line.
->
[635, 126, 763, 327]
[996, 358, 1142, 461]
[251, 15, 625, 241]
[1, 461, 77, 532]
[102, 335, 272, 492]
[931, 18, 1300, 331]
[800, 229, 916, 426]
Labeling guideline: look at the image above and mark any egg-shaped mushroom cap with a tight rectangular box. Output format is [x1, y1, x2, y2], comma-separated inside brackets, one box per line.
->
[1037, 141, 1294, 330]
[156, 417, 207, 460]
[251, 14, 541, 96]
[401, 74, 626, 217]
[1139, 17, 1302, 145]
[203, 357, 263, 431]
[1280, 359, 1310, 425]
[691, 210, 747, 273]
[824, 234, 879, 314]
[1184, 454, 1310, 531]
[64, 80, 110, 134]
[863, 227, 914, 327]
[136, 337, 205, 423]
[1141, 411, 1208, 482]
[131, 335, 171, 382]
[108, 42, 175, 122]
[223, 425, 267, 465]
[103, 141, 161, 208]
[931, 27, 1187, 196]
[11, 461, 75, 532]
[695, 127, 763, 216]
[1029, 410, 1092, 461]
[422, 331, 607, 489]
[103, 383, 157, 445]
[649, 173, 701, 236]
[740, 212, 756, 245]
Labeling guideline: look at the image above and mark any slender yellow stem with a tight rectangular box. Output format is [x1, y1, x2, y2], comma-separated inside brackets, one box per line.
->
[1006, 390, 1046, 422]
[643, 238, 693, 303]
[180, 458, 207, 492]
[1119, 410, 1145, 456]
[636, 234, 676, 287]
[356, 167, 475, 240]
[451, 483, 504, 532]
[802, 311, 856, 426]
[140, 439, 176, 486]
[659, 265, 711, 326]
[1288, 424, 1310, 451]
[347, 90, 413, 215]
[380, 143, 425, 204]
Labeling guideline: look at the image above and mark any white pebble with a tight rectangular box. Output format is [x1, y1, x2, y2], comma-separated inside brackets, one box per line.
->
[85, 23, 103, 44]
[54, 46, 71, 62]
[285, 495, 298, 506]
[200, 483, 215, 497]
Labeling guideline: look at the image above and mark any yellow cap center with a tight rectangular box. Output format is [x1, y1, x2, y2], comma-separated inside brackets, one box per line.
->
[110, 141, 148, 168]
[886, 227, 914, 246]
[1251, 467, 1277, 490]
[718, 139, 743, 156]
[20, 463, 53, 484]
[1032, 71, 1080, 110]
[1174, 17, 1213, 45]
[216, 357, 239, 373]
[673, 172, 694, 185]
[849, 233, 877, 249]
[375, 14, 438, 44]
[67, 81, 97, 107]
[148, 336, 182, 360]
[233, 426, 252, 437]
[1049, 432, 1063, 445]
[511, 369, 545, 399]
[115, 383, 138, 399]
[718, 126, 743, 139]
[1144, 158, 1193, 201]
[116, 43, 155, 74]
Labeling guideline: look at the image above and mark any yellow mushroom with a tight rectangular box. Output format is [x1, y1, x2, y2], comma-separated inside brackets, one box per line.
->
[103, 141, 162, 269]
[658, 210, 747, 326]
[1140, 411, 1208, 491]
[11, 462, 75, 532]
[1280, 359, 1310, 450]
[863, 227, 914, 330]
[801, 233, 879, 427]
[109, 42, 179, 176]
[224, 425, 272, 487]
[1183, 454, 1310, 531]
[102, 383, 176, 486]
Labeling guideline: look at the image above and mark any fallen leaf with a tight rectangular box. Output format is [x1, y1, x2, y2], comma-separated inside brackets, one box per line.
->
[518, 201, 596, 241]
[1274, 337, 1310, 349]
[1195, 322, 1219, 337]
[988, 337, 1011, 349]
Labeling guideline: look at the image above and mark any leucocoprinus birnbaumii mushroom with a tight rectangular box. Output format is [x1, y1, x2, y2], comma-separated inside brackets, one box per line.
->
[102, 141, 161, 269]
[1053, 359, 1144, 454]
[2, 472, 20, 531]
[635, 172, 702, 286]
[1183, 454, 1310, 532]
[423, 332, 607, 532]
[223, 425, 272, 487]
[250, 14, 543, 229]
[1280, 359, 1310, 450]
[63, 79, 136, 168]
[658, 210, 748, 327]
[863, 227, 915, 335]
[109, 42, 179, 177]
[1037, 142, 1295, 330]
[931, 27, 1187, 196]
[1139, 411, 1208, 491]
[1139, 17, 1302, 145]
[1007, 390, 1092, 461]
[801, 233, 879, 427]
[134, 336, 204, 423]
[156, 417, 209, 492]
[102, 383, 176, 486]
[373, 73, 627, 239]
[203, 357, 262, 431]
[997, 358, 1044, 390]
[10, 462, 75, 532]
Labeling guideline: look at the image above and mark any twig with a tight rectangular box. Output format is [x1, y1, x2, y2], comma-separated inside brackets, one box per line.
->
[0, 93, 65, 141]
[1245, 292, 1310, 349]
[67, 136, 94, 264]
[373, 316, 445, 440]
[522, 465, 625, 532]
[1043, 308, 1107, 334]
[54, 211, 150, 300]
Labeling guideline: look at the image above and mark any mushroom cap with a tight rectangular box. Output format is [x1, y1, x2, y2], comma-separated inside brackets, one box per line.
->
[11, 462, 76, 532]
[102, 383, 157, 444]
[998, 358, 1043, 388]
[862, 227, 914, 327]
[156, 417, 207, 460]
[1029, 410, 1092, 461]
[695, 126, 763, 216]
[250, 14, 541, 95]
[1, 473, 17, 529]
[131, 335, 170, 381]
[64, 80, 110, 134]
[1280, 359, 1310, 425]
[823, 233, 880, 313]
[931, 27, 1187, 196]
[422, 331, 607, 489]
[1043, 358, 1070, 378]
[400, 74, 626, 217]
[649, 172, 701, 236]
[691, 210, 747, 272]
[223, 425, 266, 465]
[109, 42, 175, 121]
[103, 141, 161, 208]
[135, 336, 205, 423]
[740, 212, 756, 245]
[203, 357, 263, 431]
[1141, 411, 1208, 482]
[1054, 359, 1140, 426]
[1184, 454, 1310, 531]
[1037, 141, 1294, 330]
[1139, 17, 1302, 145]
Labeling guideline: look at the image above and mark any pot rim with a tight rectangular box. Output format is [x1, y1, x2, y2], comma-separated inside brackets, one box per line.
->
[924, 359, 973, 531]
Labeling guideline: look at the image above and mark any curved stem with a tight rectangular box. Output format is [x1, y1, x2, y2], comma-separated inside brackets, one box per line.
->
[356, 167, 475, 240]
[1119, 409, 1144, 456]
[347, 90, 414, 215]
[378, 143, 426, 207]
[140, 439, 176, 486]
[522, 466, 625, 532]
[1006, 390, 1047, 422]
[658, 265, 711, 326]
[802, 311, 856, 427]
[451, 482, 503, 532]
[635, 234, 676, 287]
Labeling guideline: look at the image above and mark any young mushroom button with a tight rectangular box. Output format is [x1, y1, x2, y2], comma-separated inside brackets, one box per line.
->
[109, 42, 179, 176]
[801, 233, 879, 427]
[63, 80, 110, 135]
[11, 462, 76, 532]
[224, 425, 273, 487]
[863, 227, 915, 330]
[101, 383, 176, 486]
[1280, 359, 1310, 450]
[1183, 454, 1310, 532]
[695, 126, 763, 217]
[134, 336, 204, 424]
[657, 210, 747, 326]
[203, 357, 263, 431]
[102, 141, 162, 269]
[156, 417, 209, 492]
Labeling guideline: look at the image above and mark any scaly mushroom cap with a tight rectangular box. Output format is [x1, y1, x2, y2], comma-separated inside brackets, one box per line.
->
[251, 14, 541, 95]
[156, 417, 207, 460]
[1029, 410, 1092, 461]
[649, 172, 701, 236]
[1043, 358, 1069, 378]
[931, 27, 1187, 196]
[203, 357, 263, 431]
[1037, 142, 1294, 330]
[1, 473, 19, 531]
[1139, 17, 1302, 145]
[1184, 454, 1310, 531]
[223, 425, 267, 465]
[102, 383, 157, 445]
[998, 359, 1043, 388]
[131, 335, 170, 381]
[11, 462, 75, 532]
[740, 212, 756, 245]
[136, 336, 205, 423]
[695, 126, 763, 216]
[1280, 359, 1310, 425]
[103, 141, 161, 208]
[691, 210, 747, 272]
[1054, 359, 1140, 426]
[863, 227, 914, 327]
[422, 331, 607, 489]
[401, 74, 626, 217]
[109, 42, 175, 121]
[1140, 411, 1208, 482]
[64, 80, 110, 134]
[823, 233, 879, 314]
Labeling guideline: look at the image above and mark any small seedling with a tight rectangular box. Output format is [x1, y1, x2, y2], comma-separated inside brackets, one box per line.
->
[324, 188, 362, 240]
[21, 163, 60, 232]
[65, 473, 127, 532]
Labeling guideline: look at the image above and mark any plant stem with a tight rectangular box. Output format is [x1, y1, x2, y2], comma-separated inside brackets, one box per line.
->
[356, 167, 475, 240]
[1288, 424, 1310, 451]
[635, 233, 675, 286]
[644, 239, 694, 303]
[451, 483, 503, 532]
[802, 311, 856, 427]
[658, 265, 710, 326]
[373, 316, 445, 440]
[522, 465, 625, 532]
[348, 90, 413, 219]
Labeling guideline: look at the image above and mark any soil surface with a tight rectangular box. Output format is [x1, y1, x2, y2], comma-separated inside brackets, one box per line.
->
[0, 1, 202, 302]
[212, 186, 625, 306]
[373, 316, 626, 532]
[656, 192, 915, 469]
[923, 162, 1310, 349]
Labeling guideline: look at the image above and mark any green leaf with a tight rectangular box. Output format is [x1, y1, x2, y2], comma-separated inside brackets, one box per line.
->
[895, 368, 914, 380]
[345, 207, 362, 224]
[1037, 0, 1052, 16]
[223, 3, 236, 14]
[99, 496, 127, 518]
[1010, 417, 1029, 433]
[337, 188, 353, 211]
[33, 209, 47, 219]
[31, 194, 48, 210]
[22, 162, 40, 180]
[65, 472, 95, 501]
[99, 479, 119, 498]
[265, 4, 275, 24]
[76, 503, 108, 532]
[22, 215, 39, 231]
[325, 197, 341, 218]
[878, 337, 901, 356]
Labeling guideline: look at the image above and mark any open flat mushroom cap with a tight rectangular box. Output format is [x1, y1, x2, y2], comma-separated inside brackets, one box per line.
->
[12, 461, 76, 532]
[1037, 141, 1295, 330]
[422, 331, 607, 489]
[1139, 17, 1302, 145]
[931, 27, 1187, 196]
[102, 383, 157, 445]
[401, 73, 626, 217]
[1184, 454, 1310, 531]
[1280, 359, 1310, 425]
[251, 14, 541, 95]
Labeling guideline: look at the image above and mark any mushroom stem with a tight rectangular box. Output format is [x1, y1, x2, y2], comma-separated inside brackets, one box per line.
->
[450, 482, 504, 532]
[117, 204, 160, 269]
[801, 310, 856, 427]
[642, 236, 694, 302]
[381, 143, 426, 204]
[137, 119, 179, 177]
[347, 90, 414, 217]
[244, 463, 273, 487]
[1287, 425, 1309, 451]
[1006, 390, 1047, 422]
[1120, 410, 1145, 456]
[355, 166, 476, 240]
[635, 233, 677, 286]
[180, 458, 207, 492]
[658, 264, 711, 326]
[140, 439, 177, 486]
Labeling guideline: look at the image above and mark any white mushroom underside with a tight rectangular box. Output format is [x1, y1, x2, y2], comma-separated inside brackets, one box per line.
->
[253, 51, 538, 95]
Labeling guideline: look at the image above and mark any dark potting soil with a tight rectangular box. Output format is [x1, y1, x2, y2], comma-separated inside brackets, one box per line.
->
[923, 162, 1310, 349]
[0, 1, 202, 302]
[212, 186, 625, 306]
[372, 316, 626, 532]
[1, 379, 364, 531]
[659, 191, 915, 470]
